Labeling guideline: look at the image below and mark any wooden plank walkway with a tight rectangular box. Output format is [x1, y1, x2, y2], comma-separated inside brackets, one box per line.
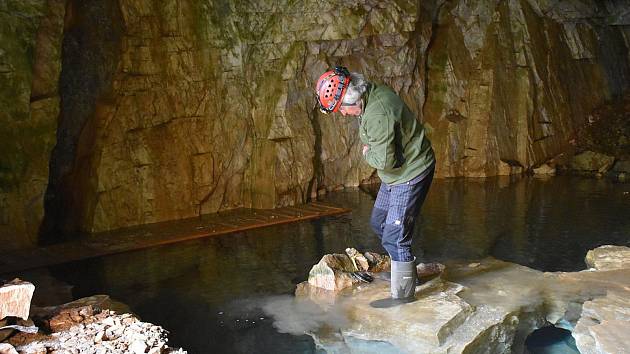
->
[0, 202, 350, 275]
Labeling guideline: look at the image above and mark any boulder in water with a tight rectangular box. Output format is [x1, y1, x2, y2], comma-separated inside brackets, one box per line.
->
[533, 164, 556, 175]
[585, 245, 630, 270]
[570, 151, 615, 173]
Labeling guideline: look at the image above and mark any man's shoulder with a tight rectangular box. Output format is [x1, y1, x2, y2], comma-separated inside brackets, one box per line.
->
[369, 83, 399, 101]
[365, 83, 403, 118]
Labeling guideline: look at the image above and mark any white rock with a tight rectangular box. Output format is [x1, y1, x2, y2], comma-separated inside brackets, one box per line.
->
[129, 341, 147, 354]
[94, 331, 105, 343]
[101, 317, 116, 327]
[0, 279, 35, 320]
[0, 343, 18, 354]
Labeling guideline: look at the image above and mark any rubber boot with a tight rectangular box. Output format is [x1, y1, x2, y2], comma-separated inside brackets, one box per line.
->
[390, 258, 417, 299]
[370, 258, 417, 308]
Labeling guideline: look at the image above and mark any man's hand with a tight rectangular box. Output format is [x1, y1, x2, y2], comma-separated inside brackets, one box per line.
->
[362, 144, 369, 155]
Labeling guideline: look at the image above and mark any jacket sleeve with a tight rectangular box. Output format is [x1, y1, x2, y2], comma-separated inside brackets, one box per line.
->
[363, 114, 398, 170]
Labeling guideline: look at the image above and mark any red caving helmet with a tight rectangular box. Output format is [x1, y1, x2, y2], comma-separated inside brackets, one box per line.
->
[315, 66, 351, 114]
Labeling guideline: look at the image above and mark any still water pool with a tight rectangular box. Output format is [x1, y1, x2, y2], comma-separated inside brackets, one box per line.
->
[15, 176, 630, 353]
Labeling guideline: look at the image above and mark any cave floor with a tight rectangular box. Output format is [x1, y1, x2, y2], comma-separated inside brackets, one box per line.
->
[0, 202, 350, 275]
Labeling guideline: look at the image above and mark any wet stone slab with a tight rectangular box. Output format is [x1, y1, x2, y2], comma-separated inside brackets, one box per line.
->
[284, 245, 630, 354]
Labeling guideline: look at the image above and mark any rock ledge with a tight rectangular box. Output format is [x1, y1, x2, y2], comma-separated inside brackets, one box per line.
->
[291, 245, 630, 354]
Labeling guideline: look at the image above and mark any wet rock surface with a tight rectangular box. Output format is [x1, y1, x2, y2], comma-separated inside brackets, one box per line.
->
[287, 245, 630, 353]
[585, 245, 630, 271]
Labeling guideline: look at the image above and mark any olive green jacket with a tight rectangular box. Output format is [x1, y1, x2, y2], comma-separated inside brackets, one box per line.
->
[359, 83, 435, 185]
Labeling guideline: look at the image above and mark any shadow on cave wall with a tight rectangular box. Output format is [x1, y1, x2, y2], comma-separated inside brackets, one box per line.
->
[40, 0, 123, 244]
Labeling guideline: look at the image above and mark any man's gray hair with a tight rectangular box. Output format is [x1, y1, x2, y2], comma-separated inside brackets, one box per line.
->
[342, 72, 368, 105]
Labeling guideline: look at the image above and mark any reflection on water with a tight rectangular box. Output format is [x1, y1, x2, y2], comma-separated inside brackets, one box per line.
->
[10, 176, 630, 353]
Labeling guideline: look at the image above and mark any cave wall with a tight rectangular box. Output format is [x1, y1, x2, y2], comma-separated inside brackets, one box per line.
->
[1, 0, 629, 243]
[0, 0, 64, 248]
[43, 0, 435, 235]
[423, 0, 630, 177]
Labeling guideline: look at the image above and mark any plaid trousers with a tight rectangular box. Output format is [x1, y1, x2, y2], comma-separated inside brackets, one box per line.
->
[370, 167, 434, 262]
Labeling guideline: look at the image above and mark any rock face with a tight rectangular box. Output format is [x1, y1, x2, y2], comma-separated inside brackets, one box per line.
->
[576, 92, 630, 160]
[286, 245, 630, 353]
[2, 0, 630, 241]
[0, 0, 64, 249]
[423, 1, 630, 178]
[0, 280, 35, 320]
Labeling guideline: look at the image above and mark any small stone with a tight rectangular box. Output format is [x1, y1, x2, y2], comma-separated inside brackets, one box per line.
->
[416, 262, 446, 278]
[0, 343, 18, 354]
[364, 252, 391, 272]
[78, 306, 94, 317]
[345, 248, 370, 271]
[148, 346, 163, 354]
[307, 254, 358, 291]
[0, 279, 35, 320]
[101, 317, 116, 327]
[533, 163, 556, 175]
[49, 312, 77, 332]
[94, 331, 105, 343]
[70, 312, 84, 322]
[129, 341, 147, 354]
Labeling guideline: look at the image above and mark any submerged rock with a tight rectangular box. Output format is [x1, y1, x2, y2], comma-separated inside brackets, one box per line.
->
[288, 245, 630, 354]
